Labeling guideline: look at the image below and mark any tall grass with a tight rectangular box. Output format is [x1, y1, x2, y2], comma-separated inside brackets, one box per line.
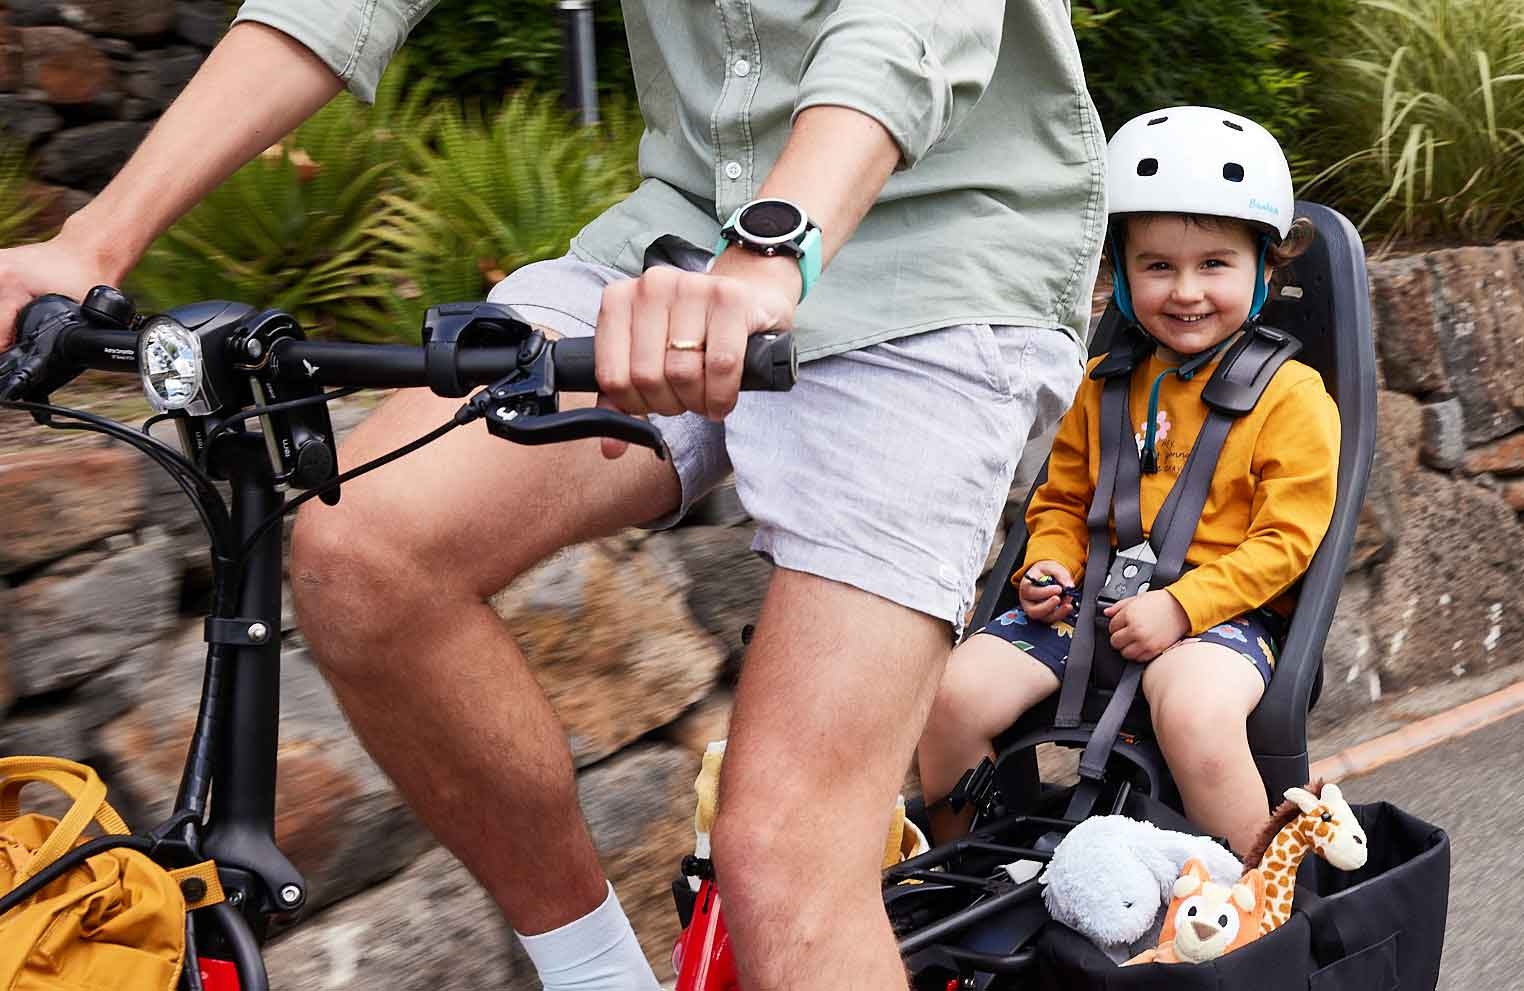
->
[1302, 0, 1524, 244]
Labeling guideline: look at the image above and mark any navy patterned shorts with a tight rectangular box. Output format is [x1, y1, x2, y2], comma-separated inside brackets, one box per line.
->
[976, 605, 1282, 687]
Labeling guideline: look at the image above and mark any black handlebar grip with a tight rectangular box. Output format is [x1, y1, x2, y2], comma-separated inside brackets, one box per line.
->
[551, 332, 798, 394]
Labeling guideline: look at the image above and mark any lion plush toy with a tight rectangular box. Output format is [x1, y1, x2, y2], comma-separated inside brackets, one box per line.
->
[1123, 858, 1268, 965]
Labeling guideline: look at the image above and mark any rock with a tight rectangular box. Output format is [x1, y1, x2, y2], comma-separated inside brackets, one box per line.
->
[35, 121, 148, 190]
[8, 530, 178, 697]
[1428, 246, 1524, 444]
[0, 644, 148, 766]
[1353, 391, 1420, 569]
[1502, 480, 1524, 514]
[1463, 432, 1524, 477]
[21, 180, 88, 235]
[663, 689, 734, 754]
[1368, 255, 1448, 396]
[120, 46, 202, 111]
[1308, 572, 1378, 736]
[262, 845, 530, 991]
[263, 743, 698, 990]
[1362, 470, 1524, 692]
[100, 629, 433, 914]
[18, 25, 113, 104]
[1419, 398, 1466, 471]
[176, 1, 226, 48]
[491, 539, 727, 767]
[10, 1, 176, 38]
[663, 525, 770, 668]
[0, 13, 19, 92]
[0, 585, 12, 711]
[575, 743, 700, 980]
[0, 94, 62, 145]
[0, 446, 148, 574]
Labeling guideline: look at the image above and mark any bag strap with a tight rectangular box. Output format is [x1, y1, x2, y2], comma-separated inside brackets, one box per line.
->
[0, 756, 131, 884]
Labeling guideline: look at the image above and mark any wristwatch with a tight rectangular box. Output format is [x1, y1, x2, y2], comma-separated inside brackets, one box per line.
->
[713, 198, 823, 302]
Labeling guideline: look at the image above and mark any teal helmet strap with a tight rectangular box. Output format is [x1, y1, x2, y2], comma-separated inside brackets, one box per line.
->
[1109, 232, 1136, 323]
[1248, 235, 1272, 319]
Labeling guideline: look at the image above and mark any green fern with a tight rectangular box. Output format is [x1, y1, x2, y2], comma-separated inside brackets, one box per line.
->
[126, 60, 433, 339]
[0, 151, 42, 248]
[372, 92, 641, 336]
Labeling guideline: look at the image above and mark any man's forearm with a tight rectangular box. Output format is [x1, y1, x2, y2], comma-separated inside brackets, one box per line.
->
[712, 104, 900, 296]
[62, 22, 343, 283]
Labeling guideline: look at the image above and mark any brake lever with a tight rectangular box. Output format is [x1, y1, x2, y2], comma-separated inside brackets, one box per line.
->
[483, 403, 668, 458]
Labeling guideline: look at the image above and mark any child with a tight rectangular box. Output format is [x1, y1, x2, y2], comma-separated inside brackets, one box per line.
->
[916, 106, 1339, 857]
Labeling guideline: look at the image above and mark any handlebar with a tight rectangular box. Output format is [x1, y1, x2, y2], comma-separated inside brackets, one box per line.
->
[47, 318, 798, 394]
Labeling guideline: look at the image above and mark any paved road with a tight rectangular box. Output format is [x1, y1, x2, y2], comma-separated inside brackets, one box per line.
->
[1336, 711, 1523, 990]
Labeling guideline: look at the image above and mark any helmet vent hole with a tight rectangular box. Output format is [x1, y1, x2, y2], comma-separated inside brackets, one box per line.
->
[1147, 116, 1169, 126]
[1137, 158, 1159, 177]
[1223, 120, 1245, 132]
[1222, 162, 1245, 182]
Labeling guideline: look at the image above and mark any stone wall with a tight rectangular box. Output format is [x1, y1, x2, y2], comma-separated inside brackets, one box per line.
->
[0, 1, 223, 227]
[1, 242, 1522, 987]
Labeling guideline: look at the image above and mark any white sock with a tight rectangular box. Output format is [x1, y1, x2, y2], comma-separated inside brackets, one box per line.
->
[516, 882, 662, 991]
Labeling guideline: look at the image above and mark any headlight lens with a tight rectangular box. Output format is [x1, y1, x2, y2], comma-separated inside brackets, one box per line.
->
[138, 316, 204, 412]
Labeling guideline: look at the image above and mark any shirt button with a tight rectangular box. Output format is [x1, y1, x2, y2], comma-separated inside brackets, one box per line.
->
[724, 161, 743, 180]
[733, 58, 751, 77]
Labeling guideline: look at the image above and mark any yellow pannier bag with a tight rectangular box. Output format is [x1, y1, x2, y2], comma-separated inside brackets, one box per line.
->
[0, 756, 223, 991]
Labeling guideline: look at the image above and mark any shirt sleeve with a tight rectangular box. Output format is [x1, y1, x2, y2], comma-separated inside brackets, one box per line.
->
[232, 0, 440, 103]
[1021, 371, 1095, 585]
[1166, 378, 1341, 634]
[793, 2, 1005, 169]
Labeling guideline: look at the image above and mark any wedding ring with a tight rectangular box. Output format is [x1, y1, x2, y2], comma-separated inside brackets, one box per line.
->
[668, 339, 705, 352]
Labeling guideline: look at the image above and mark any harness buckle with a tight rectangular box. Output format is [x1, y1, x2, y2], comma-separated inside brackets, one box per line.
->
[1094, 541, 1157, 626]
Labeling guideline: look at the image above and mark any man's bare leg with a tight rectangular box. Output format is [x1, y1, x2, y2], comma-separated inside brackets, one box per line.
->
[711, 569, 951, 990]
[290, 388, 679, 934]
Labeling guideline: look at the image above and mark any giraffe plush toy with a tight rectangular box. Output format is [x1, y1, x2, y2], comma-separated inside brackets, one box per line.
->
[1244, 780, 1369, 936]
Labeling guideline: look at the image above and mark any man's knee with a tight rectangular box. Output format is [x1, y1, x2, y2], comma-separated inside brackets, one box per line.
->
[289, 506, 404, 653]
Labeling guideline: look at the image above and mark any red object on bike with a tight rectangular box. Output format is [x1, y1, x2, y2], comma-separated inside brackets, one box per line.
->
[198, 957, 241, 991]
[672, 879, 739, 991]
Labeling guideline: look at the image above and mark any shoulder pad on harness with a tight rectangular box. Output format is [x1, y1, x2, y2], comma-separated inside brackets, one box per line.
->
[1200, 324, 1303, 416]
[1090, 325, 1156, 380]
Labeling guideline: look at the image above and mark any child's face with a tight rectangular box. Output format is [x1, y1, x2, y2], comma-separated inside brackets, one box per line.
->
[1122, 216, 1271, 356]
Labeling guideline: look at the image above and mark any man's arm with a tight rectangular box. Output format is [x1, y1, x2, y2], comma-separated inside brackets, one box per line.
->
[593, 104, 901, 446]
[0, 23, 342, 342]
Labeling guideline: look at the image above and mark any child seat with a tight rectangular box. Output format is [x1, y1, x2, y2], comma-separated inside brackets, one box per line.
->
[969, 200, 1378, 813]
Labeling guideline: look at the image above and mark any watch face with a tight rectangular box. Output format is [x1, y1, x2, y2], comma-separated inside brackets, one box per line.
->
[738, 200, 806, 242]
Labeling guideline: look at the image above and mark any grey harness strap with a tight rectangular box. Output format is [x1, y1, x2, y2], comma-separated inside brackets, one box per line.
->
[1053, 325, 1303, 786]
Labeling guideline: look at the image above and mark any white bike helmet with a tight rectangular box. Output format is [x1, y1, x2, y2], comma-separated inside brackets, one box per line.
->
[1107, 105, 1294, 322]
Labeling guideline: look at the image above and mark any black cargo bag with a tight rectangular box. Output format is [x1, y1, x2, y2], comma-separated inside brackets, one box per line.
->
[1035, 802, 1450, 990]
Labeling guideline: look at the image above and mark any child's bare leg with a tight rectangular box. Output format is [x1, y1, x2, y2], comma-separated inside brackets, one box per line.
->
[917, 634, 1059, 843]
[1143, 640, 1269, 857]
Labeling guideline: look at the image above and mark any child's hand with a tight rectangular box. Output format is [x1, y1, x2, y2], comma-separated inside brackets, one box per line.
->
[1103, 589, 1190, 661]
[1019, 560, 1077, 623]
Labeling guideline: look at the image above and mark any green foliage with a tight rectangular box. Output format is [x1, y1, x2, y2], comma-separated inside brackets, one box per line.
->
[1301, 0, 1524, 244]
[126, 62, 433, 340]
[405, 0, 633, 106]
[372, 92, 641, 335]
[0, 152, 41, 249]
[1071, 0, 1312, 142]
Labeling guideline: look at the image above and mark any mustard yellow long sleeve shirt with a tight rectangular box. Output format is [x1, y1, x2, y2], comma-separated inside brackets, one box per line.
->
[1022, 350, 1341, 634]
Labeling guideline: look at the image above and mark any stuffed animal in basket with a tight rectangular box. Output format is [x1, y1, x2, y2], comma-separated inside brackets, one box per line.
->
[1244, 780, 1368, 936]
[1039, 815, 1245, 955]
[1124, 858, 1269, 965]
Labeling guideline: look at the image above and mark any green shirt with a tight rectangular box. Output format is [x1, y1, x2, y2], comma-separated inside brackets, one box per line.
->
[234, 1, 1106, 361]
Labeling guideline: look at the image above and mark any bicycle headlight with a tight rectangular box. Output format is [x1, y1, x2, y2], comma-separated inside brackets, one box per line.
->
[138, 316, 209, 413]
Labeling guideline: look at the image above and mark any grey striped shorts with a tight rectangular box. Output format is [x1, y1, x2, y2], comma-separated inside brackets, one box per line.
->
[489, 255, 1083, 635]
